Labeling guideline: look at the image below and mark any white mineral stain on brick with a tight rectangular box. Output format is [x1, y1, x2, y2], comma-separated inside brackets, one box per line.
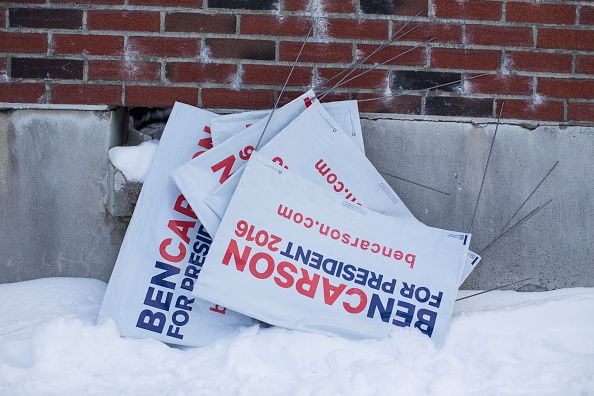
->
[531, 93, 544, 107]
[200, 43, 213, 64]
[231, 64, 243, 90]
[501, 56, 513, 76]
[0, 70, 7, 82]
[307, 0, 329, 42]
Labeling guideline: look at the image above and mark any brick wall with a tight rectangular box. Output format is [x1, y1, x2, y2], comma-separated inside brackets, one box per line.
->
[1, 0, 593, 123]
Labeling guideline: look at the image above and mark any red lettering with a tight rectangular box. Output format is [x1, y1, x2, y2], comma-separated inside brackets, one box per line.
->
[296, 268, 320, 298]
[343, 288, 367, 314]
[211, 155, 235, 184]
[322, 278, 347, 306]
[159, 238, 186, 263]
[167, 220, 195, 244]
[173, 195, 197, 219]
[221, 239, 251, 272]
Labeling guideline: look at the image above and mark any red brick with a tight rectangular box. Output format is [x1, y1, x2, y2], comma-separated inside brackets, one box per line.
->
[128, 37, 199, 57]
[129, 0, 202, 5]
[242, 64, 311, 86]
[568, 102, 594, 122]
[538, 29, 594, 51]
[166, 63, 237, 83]
[576, 56, 594, 75]
[205, 39, 275, 60]
[284, 0, 356, 13]
[0, 58, 6, 74]
[166, 13, 236, 34]
[276, 91, 349, 106]
[126, 86, 198, 106]
[9, 8, 82, 29]
[0, 32, 47, 53]
[202, 88, 273, 110]
[581, 7, 594, 25]
[538, 78, 594, 99]
[51, 84, 121, 105]
[319, 68, 388, 89]
[434, 0, 501, 21]
[53, 35, 123, 56]
[464, 74, 532, 95]
[392, 22, 462, 43]
[326, 19, 388, 40]
[357, 44, 425, 66]
[496, 99, 564, 122]
[354, 93, 421, 114]
[466, 25, 532, 46]
[279, 42, 352, 63]
[0, 9, 4, 27]
[507, 2, 576, 25]
[88, 61, 161, 82]
[51, 0, 122, 4]
[240, 16, 311, 37]
[0, 83, 45, 103]
[431, 48, 500, 71]
[88, 11, 160, 32]
[507, 52, 572, 73]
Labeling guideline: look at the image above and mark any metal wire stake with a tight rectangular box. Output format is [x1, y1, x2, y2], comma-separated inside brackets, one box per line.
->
[456, 277, 533, 301]
[468, 102, 505, 234]
[319, 22, 424, 100]
[499, 160, 559, 234]
[478, 198, 553, 256]
[380, 171, 451, 196]
[254, 21, 315, 150]
[353, 73, 490, 103]
[316, 39, 435, 94]
[312, 10, 424, 92]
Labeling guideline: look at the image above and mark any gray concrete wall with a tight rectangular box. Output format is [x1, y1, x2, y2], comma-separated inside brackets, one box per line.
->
[0, 109, 128, 283]
[361, 116, 594, 290]
[1, 108, 592, 289]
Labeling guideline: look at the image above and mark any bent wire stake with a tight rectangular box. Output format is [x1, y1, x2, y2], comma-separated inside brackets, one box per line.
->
[254, 21, 315, 150]
[313, 10, 424, 93]
[478, 198, 553, 256]
[468, 102, 504, 234]
[499, 160, 559, 234]
[380, 171, 451, 196]
[352, 73, 490, 103]
[456, 277, 533, 302]
[318, 20, 424, 100]
[317, 39, 436, 96]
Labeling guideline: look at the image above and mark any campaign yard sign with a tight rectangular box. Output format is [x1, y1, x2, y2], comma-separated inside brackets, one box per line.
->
[171, 91, 364, 237]
[210, 101, 365, 151]
[203, 100, 480, 284]
[99, 102, 253, 347]
[193, 153, 470, 344]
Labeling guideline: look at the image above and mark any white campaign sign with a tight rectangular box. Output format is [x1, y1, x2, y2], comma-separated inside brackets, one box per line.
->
[203, 100, 480, 283]
[194, 153, 470, 344]
[210, 101, 365, 152]
[98, 102, 253, 346]
[171, 91, 363, 236]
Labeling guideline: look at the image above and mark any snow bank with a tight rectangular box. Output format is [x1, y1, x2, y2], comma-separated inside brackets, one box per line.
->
[108, 140, 159, 182]
[1, 278, 593, 395]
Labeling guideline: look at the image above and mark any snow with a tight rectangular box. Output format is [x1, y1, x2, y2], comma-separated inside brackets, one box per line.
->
[108, 140, 159, 183]
[1, 278, 593, 395]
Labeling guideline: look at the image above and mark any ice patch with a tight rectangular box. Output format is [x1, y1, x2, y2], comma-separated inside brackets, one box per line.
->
[1, 278, 593, 395]
[108, 140, 159, 183]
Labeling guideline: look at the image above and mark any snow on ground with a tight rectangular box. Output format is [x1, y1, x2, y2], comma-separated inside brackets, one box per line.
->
[0, 278, 593, 396]
[108, 140, 159, 183]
